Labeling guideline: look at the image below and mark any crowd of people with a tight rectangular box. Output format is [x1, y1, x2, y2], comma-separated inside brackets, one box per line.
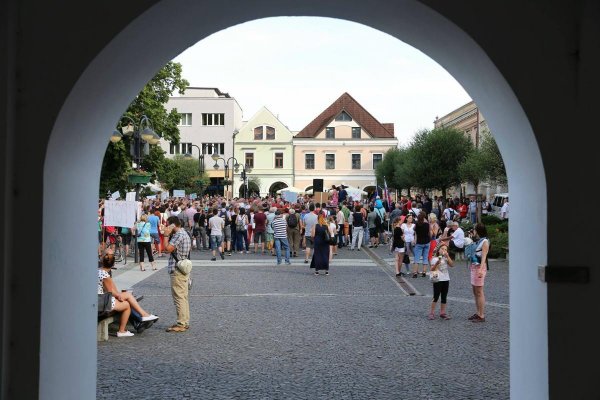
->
[97, 189, 498, 336]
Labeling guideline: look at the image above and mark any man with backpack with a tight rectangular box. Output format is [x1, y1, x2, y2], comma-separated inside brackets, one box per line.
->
[286, 208, 300, 257]
[219, 205, 232, 256]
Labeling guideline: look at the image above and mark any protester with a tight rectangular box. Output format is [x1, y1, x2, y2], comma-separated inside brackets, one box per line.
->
[272, 210, 291, 265]
[469, 223, 490, 323]
[286, 208, 300, 257]
[391, 217, 406, 277]
[401, 213, 416, 277]
[162, 216, 192, 333]
[428, 243, 454, 320]
[328, 215, 338, 260]
[413, 211, 431, 277]
[350, 205, 364, 251]
[303, 204, 318, 263]
[134, 213, 155, 271]
[266, 207, 276, 256]
[253, 206, 267, 254]
[235, 207, 250, 254]
[310, 214, 331, 275]
[208, 208, 225, 261]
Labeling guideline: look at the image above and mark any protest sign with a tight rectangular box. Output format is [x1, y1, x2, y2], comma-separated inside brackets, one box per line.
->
[282, 190, 298, 203]
[160, 191, 169, 201]
[104, 200, 138, 228]
[190, 193, 197, 200]
[125, 192, 136, 202]
[110, 191, 120, 200]
[173, 189, 185, 198]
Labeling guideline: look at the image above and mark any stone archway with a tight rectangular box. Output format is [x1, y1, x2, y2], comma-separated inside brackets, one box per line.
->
[268, 181, 288, 196]
[41, 2, 547, 398]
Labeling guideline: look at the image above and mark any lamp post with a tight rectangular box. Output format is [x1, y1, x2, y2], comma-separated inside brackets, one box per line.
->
[234, 162, 252, 199]
[111, 114, 160, 263]
[184, 143, 213, 194]
[211, 154, 240, 198]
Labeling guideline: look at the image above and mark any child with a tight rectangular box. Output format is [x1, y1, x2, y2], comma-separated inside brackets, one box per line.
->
[428, 244, 454, 320]
[392, 218, 407, 277]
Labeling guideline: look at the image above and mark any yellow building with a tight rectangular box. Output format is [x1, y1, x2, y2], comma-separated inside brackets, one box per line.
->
[433, 100, 487, 148]
[293, 93, 398, 194]
[233, 106, 294, 197]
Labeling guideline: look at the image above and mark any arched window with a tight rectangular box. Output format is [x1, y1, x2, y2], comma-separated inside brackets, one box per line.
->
[335, 111, 352, 121]
[266, 126, 275, 140]
[254, 127, 263, 140]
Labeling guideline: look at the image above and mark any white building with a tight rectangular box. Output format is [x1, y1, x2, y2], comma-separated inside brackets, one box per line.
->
[162, 87, 243, 194]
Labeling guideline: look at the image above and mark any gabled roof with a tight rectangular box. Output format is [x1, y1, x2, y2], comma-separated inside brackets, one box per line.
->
[295, 92, 395, 138]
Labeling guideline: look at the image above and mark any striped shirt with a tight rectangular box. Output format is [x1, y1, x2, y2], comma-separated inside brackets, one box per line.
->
[272, 216, 288, 239]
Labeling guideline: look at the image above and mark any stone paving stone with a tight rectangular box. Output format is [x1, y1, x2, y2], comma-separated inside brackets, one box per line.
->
[98, 250, 509, 399]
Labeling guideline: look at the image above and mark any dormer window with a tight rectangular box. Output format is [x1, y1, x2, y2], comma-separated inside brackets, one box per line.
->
[253, 125, 276, 140]
[254, 127, 263, 140]
[266, 126, 275, 140]
[335, 111, 352, 121]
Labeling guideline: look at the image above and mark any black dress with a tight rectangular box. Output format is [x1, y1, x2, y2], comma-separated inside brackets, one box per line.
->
[310, 224, 330, 271]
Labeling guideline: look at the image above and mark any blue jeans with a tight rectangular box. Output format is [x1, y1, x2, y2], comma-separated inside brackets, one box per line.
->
[236, 230, 249, 252]
[414, 242, 431, 265]
[470, 212, 477, 224]
[274, 237, 290, 264]
[210, 235, 223, 250]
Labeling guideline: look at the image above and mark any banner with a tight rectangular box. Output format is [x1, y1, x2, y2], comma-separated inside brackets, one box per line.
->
[110, 191, 120, 200]
[104, 200, 138, 228]
[125, 192, 136, 202]
[345, 188, 363, 200]
[173, 189, 185, 198]
[160, 191, 169, 201]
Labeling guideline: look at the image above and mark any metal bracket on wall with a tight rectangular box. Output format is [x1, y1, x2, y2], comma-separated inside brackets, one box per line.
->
[538, 266, 590, 284]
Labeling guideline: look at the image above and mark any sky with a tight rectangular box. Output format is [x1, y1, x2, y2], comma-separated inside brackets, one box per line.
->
[172, 17, 471, 146]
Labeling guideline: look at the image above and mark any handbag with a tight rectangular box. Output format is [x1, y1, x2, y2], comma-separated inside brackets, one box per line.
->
[172, 251, 193, 275]
[429, 270, 440, 282]
[402, 253, 410, 264]
[97, 292, 113, 315]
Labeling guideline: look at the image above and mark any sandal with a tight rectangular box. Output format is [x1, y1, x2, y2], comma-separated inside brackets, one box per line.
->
[428, 313, 435, 320]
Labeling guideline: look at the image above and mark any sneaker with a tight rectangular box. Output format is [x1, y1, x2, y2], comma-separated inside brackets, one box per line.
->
[304, 260, 309, 264]
[440, 314, 452, 320]
[357, 248, 361, 251]
[368, 245, 373, 248]
[211, 257, 216, 261]
[141, 314, 159, 322]
[314, 271, 319, 275]
[395, 273, 401, 277]
[116, 330, 134, 337]
[412, 273, 418, 278]
[227, 252, 232, 256]
[325, 272, 329, 276]
[166, 324, 189, 332]
[135, 320, 154, 334]
[220, 253, 225, 260]
[421, 272, 426, 277]
[428, 314, 435, 320]
[471, 315, 486, 323]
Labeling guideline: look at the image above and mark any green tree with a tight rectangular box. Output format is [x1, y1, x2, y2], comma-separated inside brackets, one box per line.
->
[375, 147, 415, 196]
[479, 129, 507, 186]
[158, 156, 209, 195]
[407, 127, 473, 197]
[458, 149, 488, 194]
[99, 61, 189, 197]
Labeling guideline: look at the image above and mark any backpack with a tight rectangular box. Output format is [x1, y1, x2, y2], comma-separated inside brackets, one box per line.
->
[235, 214, 246, 232]
[287, 213, 298, 228]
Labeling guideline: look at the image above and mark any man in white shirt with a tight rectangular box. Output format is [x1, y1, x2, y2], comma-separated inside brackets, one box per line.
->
[501, 198, 509, 220]
[440, 221, 465, 258]
[336, 206, 345, 248]
[208, 208, 225, 261]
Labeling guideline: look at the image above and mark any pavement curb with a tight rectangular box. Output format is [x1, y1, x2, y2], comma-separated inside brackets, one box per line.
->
[362, 246, 422, 296]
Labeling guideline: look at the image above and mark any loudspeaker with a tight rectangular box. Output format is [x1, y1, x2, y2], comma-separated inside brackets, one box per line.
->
[313, 178, 324, 193]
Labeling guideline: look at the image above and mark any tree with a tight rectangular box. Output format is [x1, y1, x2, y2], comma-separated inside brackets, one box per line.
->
[99, 61, 189, 197]
[157, 156, 209, 195]
[479, 129, 507, 186]
[458, 148, 488, 194]
[407, 127, 473, 198]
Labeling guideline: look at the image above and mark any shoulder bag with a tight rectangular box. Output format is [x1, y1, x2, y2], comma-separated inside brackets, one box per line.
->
[97, 292, 113, 316]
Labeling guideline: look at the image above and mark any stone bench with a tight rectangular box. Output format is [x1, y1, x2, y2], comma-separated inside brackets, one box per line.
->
[97, 294, 143, 341]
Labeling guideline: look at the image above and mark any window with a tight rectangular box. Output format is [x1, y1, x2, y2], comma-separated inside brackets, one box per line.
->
[352, 127, 361, 139]
[180, 143, 192, 154]
[254, 127, 263, 140]
[245, 153, 254, 168]
[305, 154, 315, 169]
[202, 113, 225, 126]
[325, 154, 335, 169]
[373, 153, 383, 169]
[275, 152, 283, 168]
[352, 154, 361, 169]
[335, 111, 352, 121]
[169, 143, 180, 155]
[178, 113, 192, 126]
[203, 142, 224, 155]
[266, 126, 275, 140]
[326, 127, 335, 139]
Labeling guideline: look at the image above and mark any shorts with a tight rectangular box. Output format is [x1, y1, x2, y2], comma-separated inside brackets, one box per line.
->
[470, 264, 487, 286]
[121, 233, 132, 246]
[369, 228, 379, 238]
[394, 247, 405, 253]
[266, 233, 274, 243]
[253, 231, 266, 244]
[210, 235, 223, 249]
[305, 236, 315, 249]
[224, 226, 232, 241]
[150, 232, 160, 244]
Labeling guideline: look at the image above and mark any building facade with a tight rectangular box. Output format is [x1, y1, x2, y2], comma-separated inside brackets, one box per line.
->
[293, 92, 398, 194]
[162, 87, 243, 194]
[233, 106, 294, 197]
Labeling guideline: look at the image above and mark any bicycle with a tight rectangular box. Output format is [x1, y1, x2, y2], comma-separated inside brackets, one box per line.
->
[107, 233, 126, 265]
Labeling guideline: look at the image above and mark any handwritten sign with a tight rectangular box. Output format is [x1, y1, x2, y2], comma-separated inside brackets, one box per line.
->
[125, 192, 136, 202]
[282, 190, 298, 203]
[160, 191, 169, 201]
[173, 189, 185, 198]
[104, 200, 138, 228]
[110, 191, 120, 200]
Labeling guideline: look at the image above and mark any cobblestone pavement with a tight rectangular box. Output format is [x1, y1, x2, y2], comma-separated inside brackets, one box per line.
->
[99, 243, 509, 399]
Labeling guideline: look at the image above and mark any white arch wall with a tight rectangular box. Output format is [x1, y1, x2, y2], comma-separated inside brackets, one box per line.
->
[42, 1, 547, 398]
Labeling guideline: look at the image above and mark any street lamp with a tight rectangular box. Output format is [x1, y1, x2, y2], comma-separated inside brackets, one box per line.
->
[234, 162, 252, 199]
[212, 154, 241, 198]
[184, 143, 214, 195]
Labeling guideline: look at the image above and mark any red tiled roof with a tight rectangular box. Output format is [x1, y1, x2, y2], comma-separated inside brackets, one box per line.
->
[295, 93, 395, 138]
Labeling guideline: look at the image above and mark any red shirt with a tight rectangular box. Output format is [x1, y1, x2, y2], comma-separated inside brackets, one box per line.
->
[253, 212, 267, 232]
[458, 204, 468, 218]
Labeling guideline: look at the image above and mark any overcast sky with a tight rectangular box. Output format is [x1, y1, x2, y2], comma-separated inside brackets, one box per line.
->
[173, 17, 471, 146]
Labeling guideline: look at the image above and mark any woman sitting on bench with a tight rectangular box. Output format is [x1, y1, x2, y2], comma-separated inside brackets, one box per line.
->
[98, 254, 159, 337]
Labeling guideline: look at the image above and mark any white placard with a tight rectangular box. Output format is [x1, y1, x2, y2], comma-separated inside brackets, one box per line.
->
[282, 190, 298, 203]
[173, 189, 185, 198]
[125, 192, 136, 202]
[104, 200, 138, 227]
[146, 195, 156, 200]
[190, 193, 197, 200]
[346, 188, 364, 199]
[110, 191, 120, 200]
[160, 191, 169, 201]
